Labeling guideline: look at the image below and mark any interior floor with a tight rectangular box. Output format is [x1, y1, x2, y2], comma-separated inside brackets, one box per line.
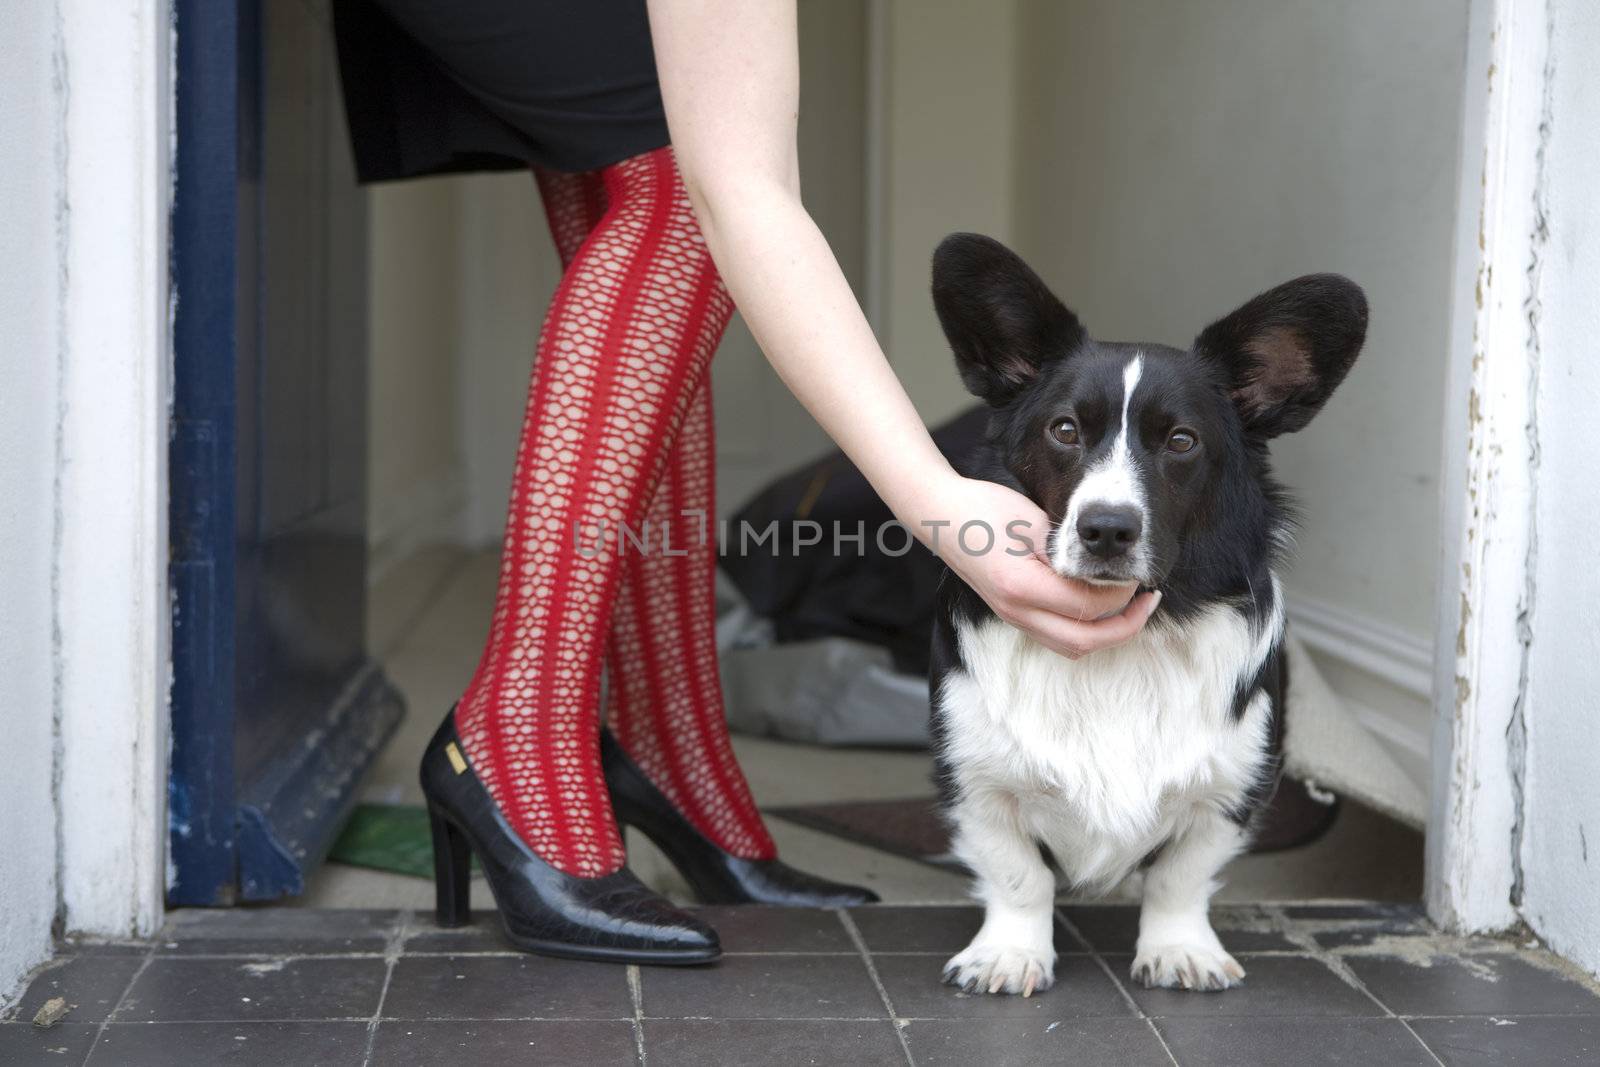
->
[297, 546, 1422, 910]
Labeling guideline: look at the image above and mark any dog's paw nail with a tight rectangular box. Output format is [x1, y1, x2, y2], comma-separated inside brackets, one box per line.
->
[943, 942, 1055, 997]
[1132, 942, 1243, 992]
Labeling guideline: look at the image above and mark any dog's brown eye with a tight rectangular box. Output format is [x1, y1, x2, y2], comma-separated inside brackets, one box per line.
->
[1167, 429, 1198, 454]
[1050, 419, 1080, 446]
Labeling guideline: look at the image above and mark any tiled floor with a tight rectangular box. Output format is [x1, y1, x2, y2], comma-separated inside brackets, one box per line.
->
[6, 903, 1599, 1065]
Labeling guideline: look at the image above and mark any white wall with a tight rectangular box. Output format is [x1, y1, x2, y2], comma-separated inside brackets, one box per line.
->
[0, 0, 170, 1005]
[0, 0, 68, 1008]
[1009, 0, 1470, 811]
[1519, 0, 1600, 977]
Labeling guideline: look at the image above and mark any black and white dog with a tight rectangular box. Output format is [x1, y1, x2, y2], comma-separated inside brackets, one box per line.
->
[928, 234, 1366, 996]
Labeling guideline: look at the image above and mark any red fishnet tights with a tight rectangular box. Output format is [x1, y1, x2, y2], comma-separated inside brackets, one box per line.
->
[454, 147, 775, 879]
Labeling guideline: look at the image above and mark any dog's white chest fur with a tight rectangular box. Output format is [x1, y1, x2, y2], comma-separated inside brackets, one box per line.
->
[938, 591, 1280, 889]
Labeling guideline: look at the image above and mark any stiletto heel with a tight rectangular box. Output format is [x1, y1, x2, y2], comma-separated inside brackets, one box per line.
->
[429, 807, 472, 928]
[601, 729, 880, 907]
[420, 708, 720, 964]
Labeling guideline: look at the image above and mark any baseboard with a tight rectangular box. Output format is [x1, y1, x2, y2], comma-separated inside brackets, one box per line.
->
[1285, 594, 1434, 699]
[368, 473, 467, 585]
[1285, 594, 1434, 793]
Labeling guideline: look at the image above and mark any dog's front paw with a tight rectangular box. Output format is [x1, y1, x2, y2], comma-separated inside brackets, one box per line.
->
[1131, 941, 1245, 991]
[941, 940, 1056, 997]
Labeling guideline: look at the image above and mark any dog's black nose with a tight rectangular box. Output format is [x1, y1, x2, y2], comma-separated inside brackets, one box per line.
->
[1077, 505, 1142, 558]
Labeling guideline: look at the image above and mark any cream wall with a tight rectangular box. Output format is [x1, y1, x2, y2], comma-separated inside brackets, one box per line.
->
[367, 178, 467, 571]
[1009, 0, 1470, 798]
[881, 0, 1020, 423]
[366, 0, 871, 552]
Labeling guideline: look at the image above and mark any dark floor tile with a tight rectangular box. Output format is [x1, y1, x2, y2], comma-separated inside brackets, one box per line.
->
[1285, 903, 1424, 922]
[371, 1020, 639, 1065]
[1309, 921, 1431, 950]
[1156, 1016, 1436, 1066]
[1118, 955, 1380, 1018]
[1346, 953, 1600, 1017]
[872, 953, 1132, 1021]
[0, 1021, 98, 1065]
[158, 908, 397, 955]
[400, 910, 509, 954]
[1411, 1015, 1600, 1065]
[382, 955, 632, 1021]
[1294, 903, 1431, 950]
[90, 1021, 368, 1066]
[1210, 906, 1302, 952]
[57, 938, 151, 957]
[1061, 904, 1296, 954]
[4, 956, 143, 1025]
[691, 907, 853, 954]
[848, 906, 986, 955]
[849, 906, 1079, 955]
[640, 954, 885, 1021]
[903, 1017, 1169, 1066]
[118, 957, 386, 1022]
[644, 1020, 902, 1067]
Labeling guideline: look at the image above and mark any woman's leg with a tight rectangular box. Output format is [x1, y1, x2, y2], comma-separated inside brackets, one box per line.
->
[603, 383, 777, 859]
[534, 164, 778, 861]
[455, 147, 733, 879]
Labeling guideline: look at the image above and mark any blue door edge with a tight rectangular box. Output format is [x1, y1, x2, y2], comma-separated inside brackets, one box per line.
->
[171, 0, 405, 906]
[236, 663, 405, 901]
[169, 0, 242, 906]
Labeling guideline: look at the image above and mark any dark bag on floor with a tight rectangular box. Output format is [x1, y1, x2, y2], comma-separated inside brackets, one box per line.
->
[718, 405, 989, 676]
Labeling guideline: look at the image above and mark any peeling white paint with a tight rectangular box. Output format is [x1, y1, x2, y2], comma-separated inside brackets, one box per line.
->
[1429, 0, 1550, 938]
[1518, 0, 1600, 981]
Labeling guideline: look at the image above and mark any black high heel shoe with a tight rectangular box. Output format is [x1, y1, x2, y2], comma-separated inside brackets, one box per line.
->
[601, 729, 880, 907]
[421, 710, 720, 964]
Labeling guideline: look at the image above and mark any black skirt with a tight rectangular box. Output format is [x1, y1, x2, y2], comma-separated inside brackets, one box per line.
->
[333, 0, 671, 182]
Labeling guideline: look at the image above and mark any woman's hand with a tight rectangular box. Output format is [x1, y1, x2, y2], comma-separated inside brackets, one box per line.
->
[912, 474, 1160, 658]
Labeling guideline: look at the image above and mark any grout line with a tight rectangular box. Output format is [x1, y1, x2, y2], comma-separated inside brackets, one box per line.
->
[1263, 904, 1445, 1067]
[138, 948, 947, 961]
[837, 910, 916, 1067]
[82, 937, 161, 1066]
[360, 910, 409, 1066]
[626, 965, 646, 1067]
[1058, 908, 1179, 1067]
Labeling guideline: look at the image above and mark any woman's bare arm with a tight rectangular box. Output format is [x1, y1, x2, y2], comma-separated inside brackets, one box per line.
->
[646, 0, 1157, 656]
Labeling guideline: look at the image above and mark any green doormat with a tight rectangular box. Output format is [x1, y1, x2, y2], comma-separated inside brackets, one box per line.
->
[328, 803, 476, 878]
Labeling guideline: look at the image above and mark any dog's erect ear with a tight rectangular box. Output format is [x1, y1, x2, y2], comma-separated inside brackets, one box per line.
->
[932, 233, 1086, 406]
[1193, 274, 1368, 438]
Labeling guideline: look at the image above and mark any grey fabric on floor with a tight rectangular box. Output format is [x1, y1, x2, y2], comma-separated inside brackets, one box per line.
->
[721, 638, 931, 747]
[716, 573, 931, 747]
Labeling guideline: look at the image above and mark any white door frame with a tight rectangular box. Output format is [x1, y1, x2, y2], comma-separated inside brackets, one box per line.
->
[29, 0, 1557, 946]
[54, 0, 173, 938]
[1427, 0, 1549, 934]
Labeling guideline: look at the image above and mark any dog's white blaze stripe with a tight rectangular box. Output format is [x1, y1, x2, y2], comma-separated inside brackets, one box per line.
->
[1052, 354, 1148, 573]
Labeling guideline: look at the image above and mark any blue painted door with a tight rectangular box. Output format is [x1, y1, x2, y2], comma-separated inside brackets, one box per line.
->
[170, 0, 402, 905]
